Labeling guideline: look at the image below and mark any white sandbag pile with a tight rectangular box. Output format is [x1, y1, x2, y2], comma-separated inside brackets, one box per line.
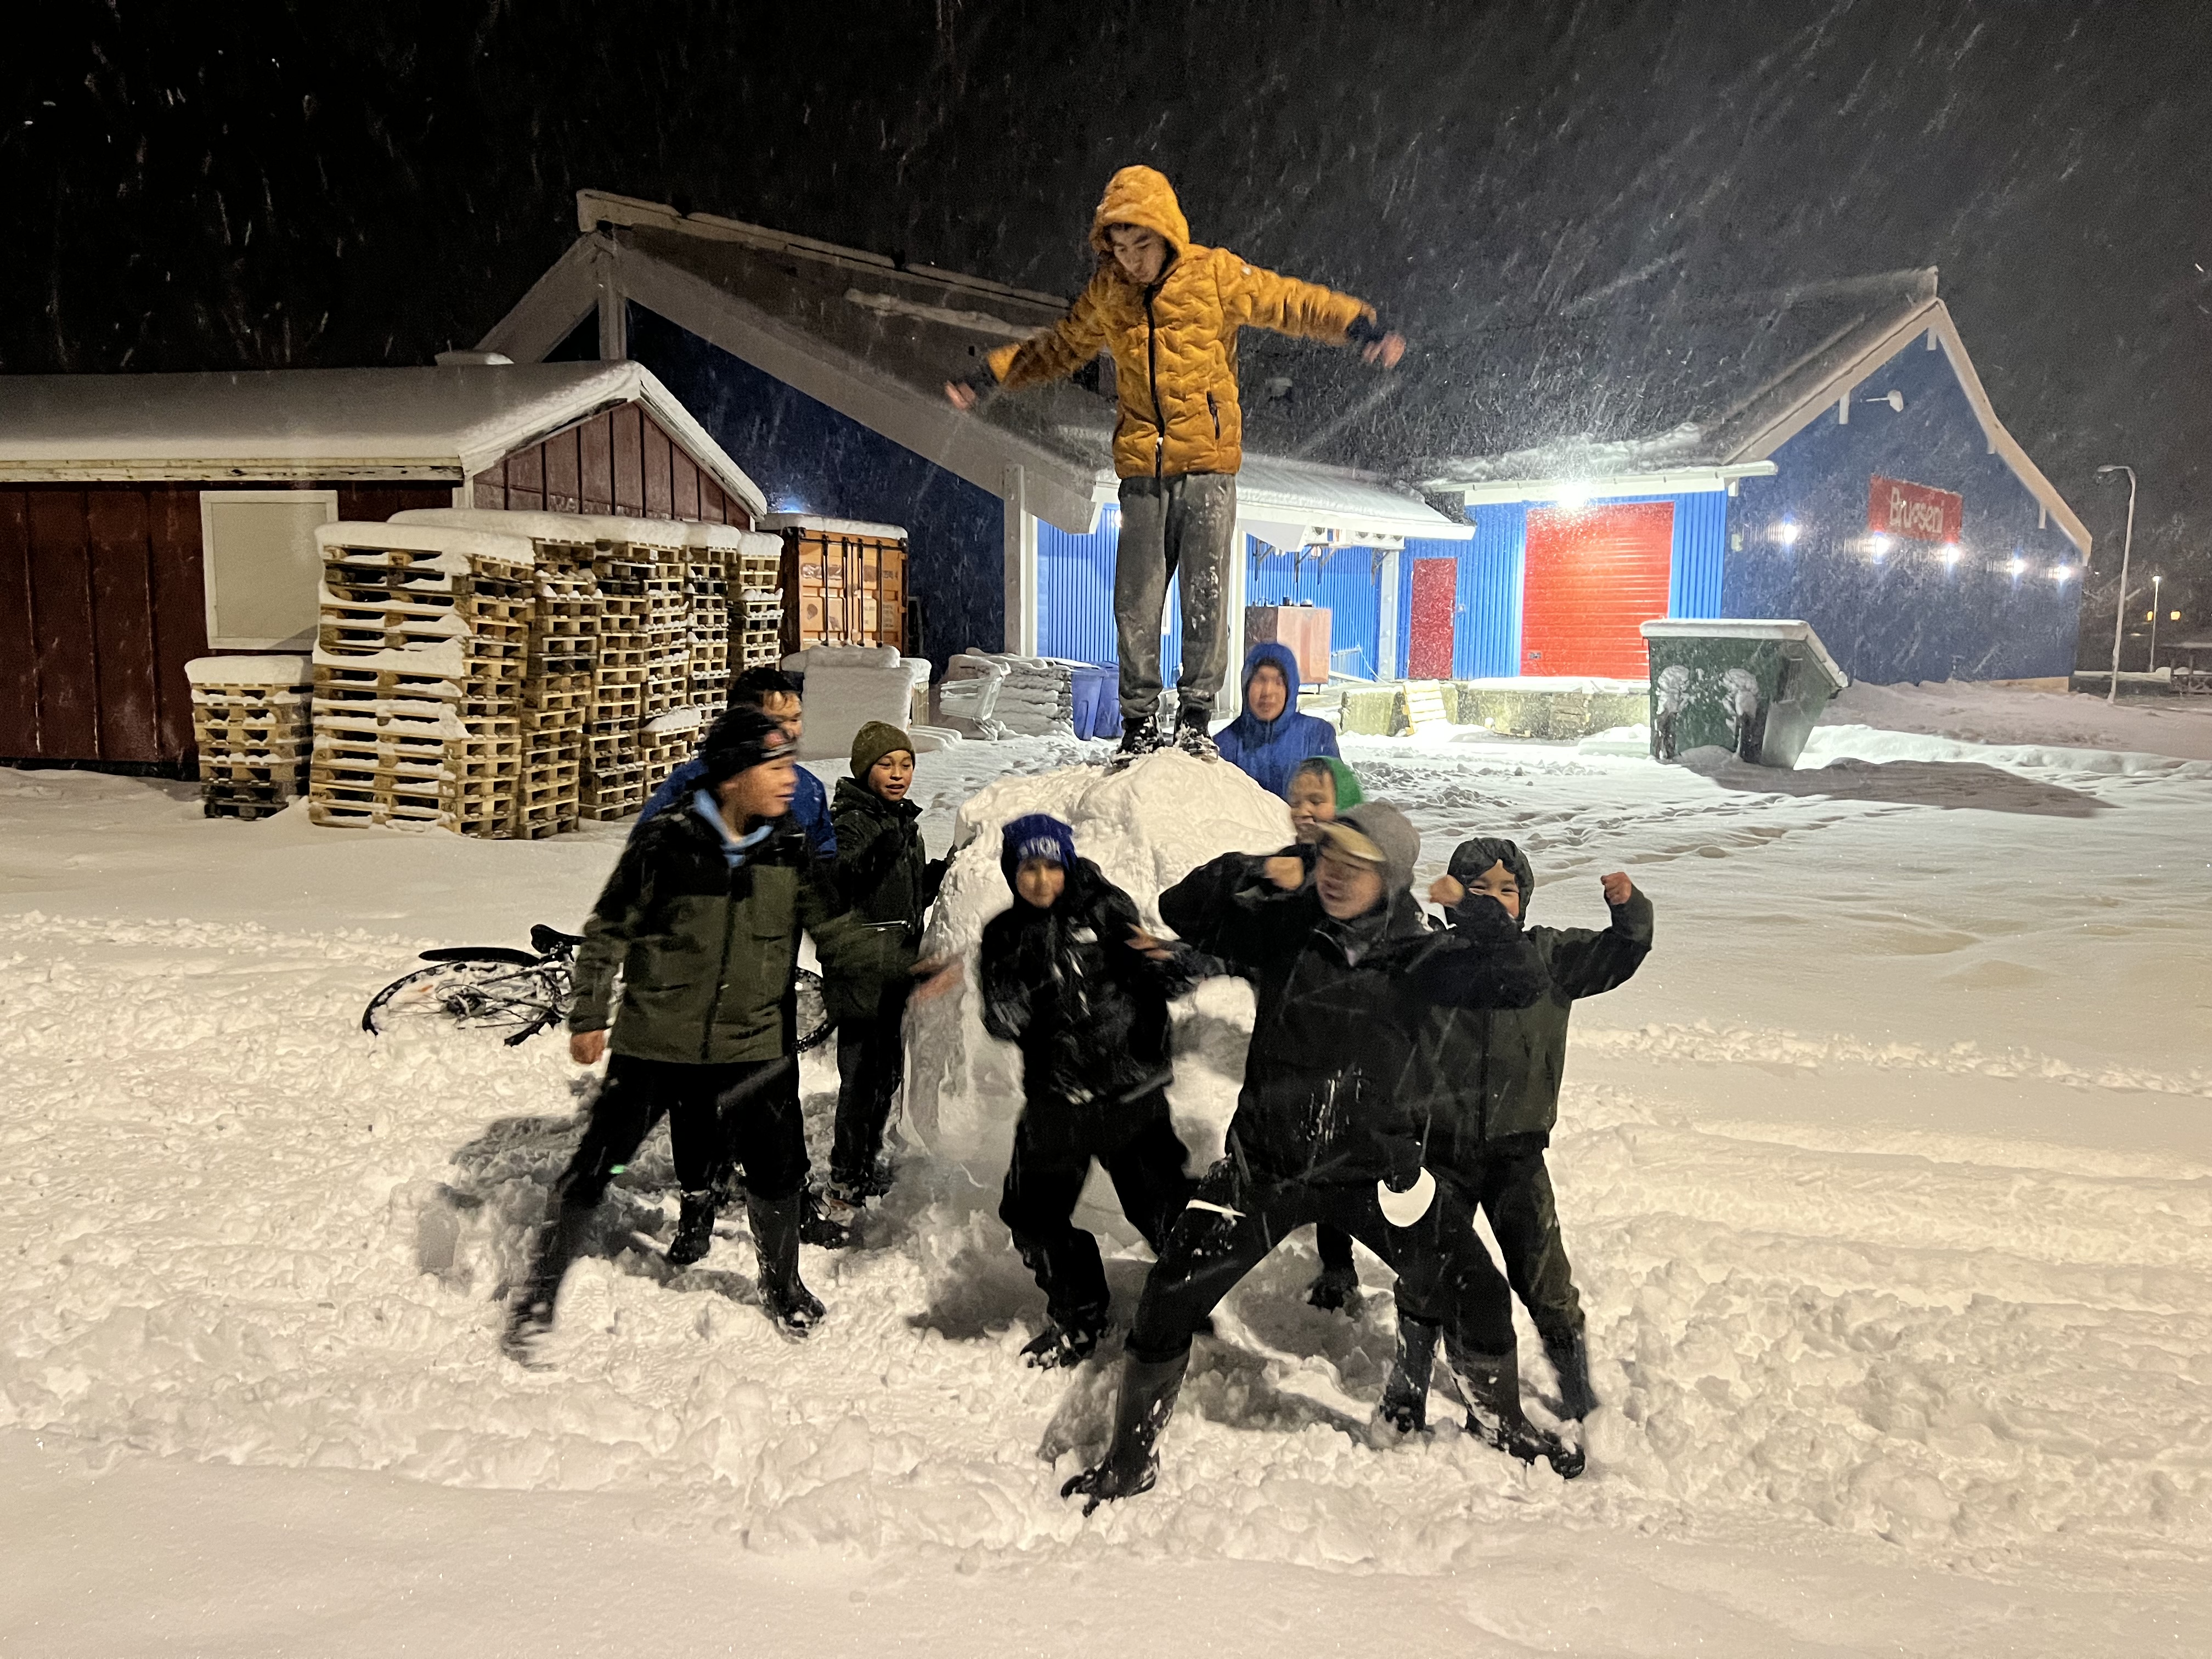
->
[782, 644, 930, 761]
[981, 652, 1076, 737]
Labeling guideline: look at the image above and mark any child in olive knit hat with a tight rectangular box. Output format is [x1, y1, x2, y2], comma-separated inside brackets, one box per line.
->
[820, 722, 947, 1229]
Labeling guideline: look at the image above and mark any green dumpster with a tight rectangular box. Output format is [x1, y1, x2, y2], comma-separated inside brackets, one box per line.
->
[1638, 619, 1849, 768]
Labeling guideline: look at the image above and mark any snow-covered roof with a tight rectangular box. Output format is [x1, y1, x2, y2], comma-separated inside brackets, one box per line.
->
[476, 191, 1468, 542]
[317, 521, 538, 567]
[0, 360, 766, 516]
[1641, 617, 1848, 687]
[759, 512, 909, 540]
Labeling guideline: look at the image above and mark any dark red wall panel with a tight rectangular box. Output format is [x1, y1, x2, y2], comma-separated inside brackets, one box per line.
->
[544, 427, 581, 513]
[85, 490, 160, 762]
[146, 487, 206, 764]
[1520, 502, 1674, 678]
[25, 492, 99, 759]
[0, 493, 37, 757]
[642, 418, 674, 517]
[580, 411, 613, 512]
[612, 405, 644, 515]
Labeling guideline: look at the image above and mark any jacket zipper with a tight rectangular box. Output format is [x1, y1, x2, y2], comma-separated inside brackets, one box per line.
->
[1144, 285, 1164, 479]
[703, 865, 741, 1062]
[1207, 391, 1220, 441]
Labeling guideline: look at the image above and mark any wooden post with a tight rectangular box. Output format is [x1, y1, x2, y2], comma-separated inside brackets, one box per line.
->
[1003, 464, 1037, 656]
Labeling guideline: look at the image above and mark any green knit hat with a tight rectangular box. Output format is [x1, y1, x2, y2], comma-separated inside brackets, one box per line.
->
[850, 720, 914, 778]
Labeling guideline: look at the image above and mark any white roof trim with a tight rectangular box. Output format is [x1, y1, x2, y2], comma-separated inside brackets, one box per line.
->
[1430, 463, 1776, 508]
[0, 358, 765, 517]
[1727, 298, 2090, 557]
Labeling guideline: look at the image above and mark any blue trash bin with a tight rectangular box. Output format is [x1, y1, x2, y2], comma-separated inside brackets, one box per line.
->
[1077, 665, 1122, 739]
[1069, 665, 1105, 740]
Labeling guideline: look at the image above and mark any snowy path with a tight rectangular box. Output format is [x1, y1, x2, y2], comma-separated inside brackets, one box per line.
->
[3, 691, 2209, 1654]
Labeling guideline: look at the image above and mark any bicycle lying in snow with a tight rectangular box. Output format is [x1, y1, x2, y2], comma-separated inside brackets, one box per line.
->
[362, 922, 833, 1052]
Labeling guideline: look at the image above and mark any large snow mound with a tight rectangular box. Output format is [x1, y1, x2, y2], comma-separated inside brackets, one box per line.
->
[905, 751, 1292, 1169]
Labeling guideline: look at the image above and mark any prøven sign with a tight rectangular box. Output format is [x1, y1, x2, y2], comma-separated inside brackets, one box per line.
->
[1867, 475, 1963, 543]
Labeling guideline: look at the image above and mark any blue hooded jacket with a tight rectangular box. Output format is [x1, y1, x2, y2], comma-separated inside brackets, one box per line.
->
[635, 754, 835, 858]
[1212, 640, 1341, 799]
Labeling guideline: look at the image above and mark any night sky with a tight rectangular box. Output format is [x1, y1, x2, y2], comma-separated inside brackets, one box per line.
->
[10, 0, 2208, 651]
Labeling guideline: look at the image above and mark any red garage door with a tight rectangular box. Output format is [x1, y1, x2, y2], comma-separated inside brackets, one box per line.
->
[1520, 502, 1674, 677]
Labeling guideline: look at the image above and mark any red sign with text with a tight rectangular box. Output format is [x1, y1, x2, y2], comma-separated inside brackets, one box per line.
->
[1867, 475, 1963, 543]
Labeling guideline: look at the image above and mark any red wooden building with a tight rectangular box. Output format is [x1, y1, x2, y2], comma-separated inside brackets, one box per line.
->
[0, 360, 764, 770]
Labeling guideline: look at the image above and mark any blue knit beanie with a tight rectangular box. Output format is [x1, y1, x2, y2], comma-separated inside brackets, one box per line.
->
[1000, 812, 1077, 890]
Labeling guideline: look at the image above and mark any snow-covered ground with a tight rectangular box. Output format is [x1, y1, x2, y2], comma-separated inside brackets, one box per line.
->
[4, 681, 2209, 1656]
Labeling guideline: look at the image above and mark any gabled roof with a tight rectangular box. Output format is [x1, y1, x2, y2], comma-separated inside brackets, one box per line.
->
[1382, 270, 2087, 554]
[0, 360, 768, 515]
[476, 191, 1469, 542]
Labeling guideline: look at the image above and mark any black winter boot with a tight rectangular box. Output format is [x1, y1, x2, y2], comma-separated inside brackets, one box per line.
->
[1021, 1308, 1105, 1370]
[1306, 1262, 1359, 1313]
[1542, 1327, 1599, 1421]
[1113, 712, 1167, 763]
[503, 1202, 595, 1364]
[665, 1189, 716, 1266]
[1446, 1344, 1584, 1479]
[1062, 1350, 1188, 1514]
[747, 1191, 826, 1337]
[1379, 1315, 1440, 1434]
[1172, 703, 1218, 760]
[799, 1186, 853, 1250]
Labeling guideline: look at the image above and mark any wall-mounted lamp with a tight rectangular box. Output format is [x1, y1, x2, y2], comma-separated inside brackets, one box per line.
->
[1940, 542, 1961, 567]
[1861, 390, 1906, 413]
[1775, 519, 1801, 546]
[1868, 534, 1891, 562]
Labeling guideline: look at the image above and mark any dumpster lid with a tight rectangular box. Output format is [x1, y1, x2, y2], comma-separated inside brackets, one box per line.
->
[1639, 617, 1847, 687]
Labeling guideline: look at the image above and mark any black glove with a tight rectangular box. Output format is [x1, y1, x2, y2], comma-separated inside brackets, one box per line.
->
[1345, 313, 1394, 347]
[1449, 891, 1523, 939]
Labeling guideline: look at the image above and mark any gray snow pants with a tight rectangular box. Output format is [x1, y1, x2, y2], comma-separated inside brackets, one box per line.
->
[1114, 471, 1238, 723]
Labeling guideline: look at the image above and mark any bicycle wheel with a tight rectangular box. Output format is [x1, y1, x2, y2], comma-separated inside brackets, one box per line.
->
[793, 967, 833, 1053]
[363, 959, 569, 1041]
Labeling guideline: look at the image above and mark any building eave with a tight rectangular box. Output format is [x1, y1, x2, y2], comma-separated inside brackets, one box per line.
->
[1424, 461, 1777, 509]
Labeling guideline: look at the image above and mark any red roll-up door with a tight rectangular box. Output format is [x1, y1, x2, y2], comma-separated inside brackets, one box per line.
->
[1519, 502, 1674, 677]
[1408, 558, 1457, 679]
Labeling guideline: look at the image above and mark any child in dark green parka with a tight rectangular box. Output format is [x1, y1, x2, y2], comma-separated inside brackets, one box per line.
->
[822, 721, 947, 1225]
[1377, 836, 1653, 1435]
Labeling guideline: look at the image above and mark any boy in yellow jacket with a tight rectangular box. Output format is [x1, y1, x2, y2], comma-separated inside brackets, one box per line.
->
[947, 165, 1403, 759]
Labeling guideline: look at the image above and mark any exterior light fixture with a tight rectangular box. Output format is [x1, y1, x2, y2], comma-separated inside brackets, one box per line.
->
[1940, 542, 1961, 566]
[2053, 565, 2075, 582]
[1860, 390, 1905, 413]
[1868, 534, 1890, 561]
[1776, 519, 1801, 546]
[1556, 482, 1590, 509]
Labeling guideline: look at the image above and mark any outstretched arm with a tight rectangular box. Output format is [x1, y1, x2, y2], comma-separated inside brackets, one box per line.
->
[947, 280, 1110, 407]
[1215, 252, 1404, 363]
[1544, 878, 1655, 1000]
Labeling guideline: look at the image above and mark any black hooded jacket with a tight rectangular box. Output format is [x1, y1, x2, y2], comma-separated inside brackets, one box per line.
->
[1159, 850, 1545, 1186]
[978, 858, 1198, 1142]
[1420, 838, 1655, 1173]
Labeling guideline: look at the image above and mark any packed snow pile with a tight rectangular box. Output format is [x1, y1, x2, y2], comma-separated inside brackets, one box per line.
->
[905, 749, 1291, 1167]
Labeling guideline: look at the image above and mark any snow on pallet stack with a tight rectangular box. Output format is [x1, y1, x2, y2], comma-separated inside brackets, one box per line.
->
[308, 523, 534, 834]
[730, 531, 786, 673]
[982, 654, 1079, 737]
[188, 655, 312, 819]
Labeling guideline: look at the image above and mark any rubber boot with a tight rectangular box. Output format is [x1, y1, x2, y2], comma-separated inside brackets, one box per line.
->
[1172, 704, 1218, 760]
[1542, 1327, 1599, 1422]
[1022, 1303, 1107, 1370]
[504, 1201, 594, 1363]
[1379, 1314, 1440, 1434]
[747, 1190, 826, 1337]
[664, 1189, 716, 1267]
[1446, 1343, 1584, 1479]
[1060, 1349, 1189, 1514]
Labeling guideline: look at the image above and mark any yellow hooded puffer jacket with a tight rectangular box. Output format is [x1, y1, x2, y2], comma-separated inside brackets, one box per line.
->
[986, 165, 1375, 479]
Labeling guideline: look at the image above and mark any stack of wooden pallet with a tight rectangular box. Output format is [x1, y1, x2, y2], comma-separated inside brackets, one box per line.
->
[512, 540, 596, 838]
[642, 552, 691, 720]
[307, 523, 535, 834]
[686, 549, 730, 713]
[188, 655, 312, 819]
[583, 544, 651, 821]
[731, 529, 786, 672]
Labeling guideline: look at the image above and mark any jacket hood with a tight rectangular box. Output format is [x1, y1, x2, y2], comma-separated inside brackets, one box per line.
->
[1090, 165, 1190, 259]
[1448, 836, 1536, 923]
[1227, 639, 1304, 739]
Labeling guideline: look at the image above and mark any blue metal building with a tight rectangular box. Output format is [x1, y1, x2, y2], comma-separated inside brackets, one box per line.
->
[1398, 269, 2089, 687]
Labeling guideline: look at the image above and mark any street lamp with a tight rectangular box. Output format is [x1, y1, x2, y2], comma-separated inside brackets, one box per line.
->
[2150, 573, 2163, 672]
[2096, 465, 2137, 705]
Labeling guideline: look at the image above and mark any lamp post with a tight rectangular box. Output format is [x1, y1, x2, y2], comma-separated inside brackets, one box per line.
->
[2097, 464, 2137, 705]
[2149, 573, 2163, 673]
